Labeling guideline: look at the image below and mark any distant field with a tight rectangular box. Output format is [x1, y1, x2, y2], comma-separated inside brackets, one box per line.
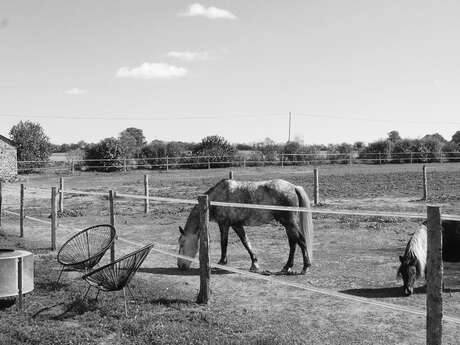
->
[1, 163, 459, 344]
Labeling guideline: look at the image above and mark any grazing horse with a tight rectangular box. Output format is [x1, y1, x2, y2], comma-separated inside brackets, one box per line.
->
[177, 179, 314, 274]
[397, 220, 460, 296]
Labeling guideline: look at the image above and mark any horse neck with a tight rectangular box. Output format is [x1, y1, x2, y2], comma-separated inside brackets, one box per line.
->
[184, 205, 200, 235]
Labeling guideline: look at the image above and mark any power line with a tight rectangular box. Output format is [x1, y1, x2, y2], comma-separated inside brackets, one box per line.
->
[296, 113, 460, 125]
[0, 112, 460, 126]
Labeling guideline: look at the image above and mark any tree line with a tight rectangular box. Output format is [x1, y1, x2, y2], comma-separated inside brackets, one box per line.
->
[7, 121, 460, 172]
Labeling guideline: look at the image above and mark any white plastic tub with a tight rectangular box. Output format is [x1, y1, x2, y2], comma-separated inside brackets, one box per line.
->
[0, 249, 34, 298]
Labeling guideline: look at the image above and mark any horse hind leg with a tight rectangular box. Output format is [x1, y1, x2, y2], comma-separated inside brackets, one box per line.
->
[231, 225, 260, 272]
[280, 219, 310, 274]
[298, 236, 311, 274]
[282, 236, 297, 273]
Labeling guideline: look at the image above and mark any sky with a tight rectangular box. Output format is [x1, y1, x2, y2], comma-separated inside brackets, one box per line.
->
[1, 0, 460, 145]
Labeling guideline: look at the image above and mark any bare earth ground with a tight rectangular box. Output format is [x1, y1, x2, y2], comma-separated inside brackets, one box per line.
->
[1, 163, 460, 344]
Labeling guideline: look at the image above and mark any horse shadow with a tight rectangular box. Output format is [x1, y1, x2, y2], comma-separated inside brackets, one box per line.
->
[340, 286, 427, 299]
[138, 266, 233, 276]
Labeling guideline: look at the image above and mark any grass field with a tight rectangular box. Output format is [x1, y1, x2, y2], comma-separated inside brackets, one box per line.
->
[1, 163, 460, 344]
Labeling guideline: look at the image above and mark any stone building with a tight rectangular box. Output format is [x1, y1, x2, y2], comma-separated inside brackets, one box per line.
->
[0, 134, 18, 182]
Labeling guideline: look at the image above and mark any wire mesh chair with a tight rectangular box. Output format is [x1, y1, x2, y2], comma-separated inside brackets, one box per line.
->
[56, 224, 116, 284]
[81, 243, 153, 316]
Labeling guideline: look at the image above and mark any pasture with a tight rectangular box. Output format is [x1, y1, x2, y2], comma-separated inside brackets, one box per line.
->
[1, 163, 460, 344]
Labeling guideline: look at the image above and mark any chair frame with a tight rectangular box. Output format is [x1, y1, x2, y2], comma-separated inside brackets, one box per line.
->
[56, 224, 116, 284]
[81, 243, 153, 316]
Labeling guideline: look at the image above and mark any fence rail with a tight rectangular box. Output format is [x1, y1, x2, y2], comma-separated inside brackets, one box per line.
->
[16, 151, 460, 173]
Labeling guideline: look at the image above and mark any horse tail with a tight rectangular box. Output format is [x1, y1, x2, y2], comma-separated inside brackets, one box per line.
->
[295, 186, 314, 264]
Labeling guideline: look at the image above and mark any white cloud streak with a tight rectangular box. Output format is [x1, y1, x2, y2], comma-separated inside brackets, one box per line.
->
[180, 3, 237, 20]
[65, 88, 87, 95]
[115, 62, 187, 79]
[167, 51, 214, 61]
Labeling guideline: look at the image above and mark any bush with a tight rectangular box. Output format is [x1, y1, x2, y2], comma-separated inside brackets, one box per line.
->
[85, 138, 124, 172]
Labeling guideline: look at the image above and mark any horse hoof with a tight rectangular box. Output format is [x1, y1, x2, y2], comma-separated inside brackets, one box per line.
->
[218, 259, 227, 265]
[249, 264, 260, 272]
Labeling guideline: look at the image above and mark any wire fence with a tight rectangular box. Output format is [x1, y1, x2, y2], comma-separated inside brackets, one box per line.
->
[16, 151, 460, 173]
[1, 185, 460, 329]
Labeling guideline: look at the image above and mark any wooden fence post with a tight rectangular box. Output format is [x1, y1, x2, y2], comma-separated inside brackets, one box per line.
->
[229, 171, 233, 180]
[281, 153, 284, 167]
[109, 190, 115, 262]
[51, 187, 57, 250]
[144, 174, 149, 214]
[123, 159, 127, 173]
[20, 184, 24, 237]
[423, 165, 428, 201]
[71, 160, 75, 175]
[58, 177, 64, 213]
[207, 159, 211, 169]
[313, 168, 319, 206]
[0, 181, 2, 228]
[196, 194, 210, 304]
[426, 206, 443, 345]
[166, 156, 169, 171]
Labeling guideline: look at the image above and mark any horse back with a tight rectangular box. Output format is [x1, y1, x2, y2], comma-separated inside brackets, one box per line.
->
[207, 179, 300, 226]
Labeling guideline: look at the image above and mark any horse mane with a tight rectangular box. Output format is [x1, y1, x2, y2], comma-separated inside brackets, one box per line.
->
[402, 225, 427, 279]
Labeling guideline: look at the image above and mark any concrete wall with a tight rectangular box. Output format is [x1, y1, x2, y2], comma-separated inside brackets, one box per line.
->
[0, 139, 18, 182]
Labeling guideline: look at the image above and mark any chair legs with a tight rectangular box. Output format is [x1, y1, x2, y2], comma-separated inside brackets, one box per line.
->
[82, 286, 91, 301]
[55, 266, 65, 286]
[123, 287, 129, 317]
[81, 285, 135, 317]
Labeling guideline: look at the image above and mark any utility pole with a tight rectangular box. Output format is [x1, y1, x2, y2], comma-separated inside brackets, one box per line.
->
[288, 111, 292, 142]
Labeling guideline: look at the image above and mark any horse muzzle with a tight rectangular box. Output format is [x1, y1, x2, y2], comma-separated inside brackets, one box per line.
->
[403, 286, 413, 296]
[177, 259, 191, 271]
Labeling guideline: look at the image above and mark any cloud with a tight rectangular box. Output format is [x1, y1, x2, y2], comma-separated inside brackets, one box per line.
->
[180, 3, 237, 20]
[167, 51, 214, 61]
[65, 88, 87, 95]
[115, 62, 187, 79]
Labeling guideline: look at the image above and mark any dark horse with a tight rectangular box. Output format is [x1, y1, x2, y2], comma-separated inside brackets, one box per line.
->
[397, 219, 460, 296]
[177, 179, 314, 274]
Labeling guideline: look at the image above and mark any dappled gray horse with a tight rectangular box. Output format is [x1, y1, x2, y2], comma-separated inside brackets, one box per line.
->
[177, 179, 314, 274]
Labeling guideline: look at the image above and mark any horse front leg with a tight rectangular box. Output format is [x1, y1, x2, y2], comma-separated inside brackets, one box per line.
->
[232, 225, 260, 272]
[218, 223, 229, 265]
[282, 237, 297, 273]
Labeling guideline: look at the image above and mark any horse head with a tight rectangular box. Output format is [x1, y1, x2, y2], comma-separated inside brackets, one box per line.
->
[397, 255, 417, 296]
[177, 225, 199, 270]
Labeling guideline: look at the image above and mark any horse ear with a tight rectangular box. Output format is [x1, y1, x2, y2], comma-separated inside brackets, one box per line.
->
[179, 226, 184, 235]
